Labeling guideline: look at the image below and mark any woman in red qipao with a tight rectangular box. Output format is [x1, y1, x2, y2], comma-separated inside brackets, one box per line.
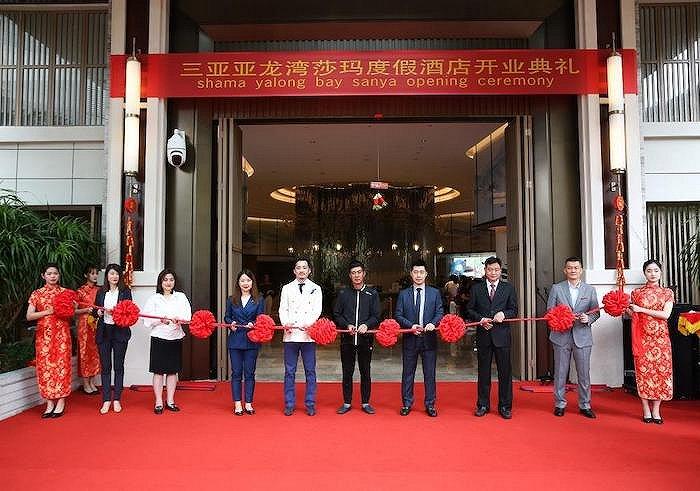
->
[26, 263, 73, 418]
[628, 259, 674, 425]
[75, 265, 101, 395]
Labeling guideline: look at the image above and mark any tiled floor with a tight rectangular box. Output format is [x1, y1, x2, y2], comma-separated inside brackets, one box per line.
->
[254, 331, 481, 381]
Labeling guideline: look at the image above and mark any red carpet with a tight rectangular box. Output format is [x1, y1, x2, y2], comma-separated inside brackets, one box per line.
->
[1, 382, 698, 490]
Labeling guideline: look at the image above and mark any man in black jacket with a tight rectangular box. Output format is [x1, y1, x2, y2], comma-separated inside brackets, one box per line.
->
[466, 256, 518, 419]
[333, 260, 381, 414]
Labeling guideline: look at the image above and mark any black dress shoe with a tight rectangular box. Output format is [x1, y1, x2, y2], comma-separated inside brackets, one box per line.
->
[244, 408, 255, 415]
[579, 408, 596, 419]
[554, 407, 565, 417]
[499, 408, 512, 419]
[400, 406, 411, 416]
[426, 406, 438, 417]
[653, 417, 663, 425]
[336, 405, 351, 414]
[154, 406, 163, 415]
[306, 406, 316, 416]
[642, 417, 653, 423]
[284, 407, 294, 416]
[165, 403, 180, 412]
[361, 404, 376, 415]
[474, 406, 489, 417]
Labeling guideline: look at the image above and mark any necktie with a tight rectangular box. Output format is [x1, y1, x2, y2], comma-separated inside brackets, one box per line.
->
[489, 283, 496, 301]
[415, 287, 422, 324]
[298, 283, 304, 294]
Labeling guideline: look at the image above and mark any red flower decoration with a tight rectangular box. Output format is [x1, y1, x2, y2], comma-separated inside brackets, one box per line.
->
[189, 310, 216, 339]
[602, 289, 631, 317]
[544, 304, 576, 332]
[307, 318, 338, 345]
[112, 300, 140, 327]
[376, 318, 400, 348]
[124, 197, 138, 214]
[248, 314, 276, 343]
[52, 289, 77, 319]
[438, 314, 466, 343]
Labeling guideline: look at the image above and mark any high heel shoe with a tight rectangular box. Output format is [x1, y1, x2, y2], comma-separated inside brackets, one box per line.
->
[642, 417, 653, 423]
[51, 408, 65, 418]
[234, 408, 244, 416]
[41, 408, 54, 419]
[113, 401, 122, 413]
[100, 401, 111, 414]
[244, 407, 255, 415]
[653, 417, 664, 424]
[165, 403, 180, 412]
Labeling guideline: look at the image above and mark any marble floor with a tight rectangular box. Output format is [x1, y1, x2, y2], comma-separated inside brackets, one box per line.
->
[253, 331, 483, 382]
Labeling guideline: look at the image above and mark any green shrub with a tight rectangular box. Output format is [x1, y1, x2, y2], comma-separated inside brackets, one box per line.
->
[0, 339, 35, 374]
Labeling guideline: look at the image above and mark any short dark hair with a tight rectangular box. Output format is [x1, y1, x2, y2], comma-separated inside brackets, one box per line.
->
[643, 259, 662, 271]
[43, 262, 60, 273]
[83, 264, 99, 275]
[484, 256, 502, 268]
[156, 268, 178, 295]
[348, 259, 365, 272]
[294, 257, 311, 269]
[411, 258, 427, 270]
[564, 256, 583, 267]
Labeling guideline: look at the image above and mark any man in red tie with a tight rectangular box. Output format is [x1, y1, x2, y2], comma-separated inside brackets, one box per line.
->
[466, 256, 518, 419]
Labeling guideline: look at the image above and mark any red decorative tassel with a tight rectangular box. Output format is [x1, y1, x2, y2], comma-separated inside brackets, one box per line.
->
[189, 310, 216, 339]
[307, 318, 338, 345]
[52, 289, 77, 319]
[248, 314, 276, 343]
[438, 314, 466, 343]
[376, 318, 400, 347]
[111, 300, 141, 327]
[544, 304, 576, 332]
[602, 289, 631, 317]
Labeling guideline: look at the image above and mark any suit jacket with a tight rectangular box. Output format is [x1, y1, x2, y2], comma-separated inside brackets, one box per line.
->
[333, 285, 381, 348]
[547, 280, 600, 348]
[466, 280, 518, 348]
[278, 278, 322, 343]
[224, 296, 265, 350]
[94, 287, 133, 344]
[395, 284, 444, 351]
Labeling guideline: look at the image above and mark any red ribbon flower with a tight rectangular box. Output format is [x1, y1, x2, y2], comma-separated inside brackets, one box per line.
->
[112, 300, 141, 327]
[307, 318, 338, 345]
[52, 289, 78, 319]
[544, 304, 576, 332]
[375, 318, 401, 347]
[188, 310, 216, 339]
[438, 314, 466, 343]
[247, 314, 276, 343]
[602, 289, 631, 317]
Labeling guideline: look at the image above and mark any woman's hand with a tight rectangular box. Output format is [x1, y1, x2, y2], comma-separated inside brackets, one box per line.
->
[629, 304, 642, 313]
[161, 318, 171, 325]
[44, 306, 54, 317]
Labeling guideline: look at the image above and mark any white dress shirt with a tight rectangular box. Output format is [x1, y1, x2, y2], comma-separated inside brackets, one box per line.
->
[102, 289, 119, 324]
[413, 285, 426, 326]
[142, 291, 192, 340]
[279, 279, 322, 343]
[568, 280, 581, 306]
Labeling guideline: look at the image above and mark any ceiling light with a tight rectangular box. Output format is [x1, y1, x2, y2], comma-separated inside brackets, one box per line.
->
[335, 242, 342, 251]
[270, 188, 296, 203]
[434, 187, 460, 203]
[391, 242, 398, 251]
[437, 245, 445, 253]
[413, 243, 420, 251]
[242, 156, 254, 177]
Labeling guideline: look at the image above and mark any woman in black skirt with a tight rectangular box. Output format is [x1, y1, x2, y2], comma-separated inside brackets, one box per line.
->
[142, 269, 192, 414]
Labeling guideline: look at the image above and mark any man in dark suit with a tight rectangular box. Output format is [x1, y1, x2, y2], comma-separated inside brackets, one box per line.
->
[466, 256, 518, 419]
[395, 259, 444, 417]
[333, 260, 381, 415]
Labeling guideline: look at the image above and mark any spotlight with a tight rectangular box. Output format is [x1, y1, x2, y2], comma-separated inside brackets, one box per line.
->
[312, 243, 320, 251]
[437, 245, 445, 253]
[413, 243, 420, 252]
[287, 246, 294, 254]
[391, 242, 398, 251]
[335, 243, 342, 251]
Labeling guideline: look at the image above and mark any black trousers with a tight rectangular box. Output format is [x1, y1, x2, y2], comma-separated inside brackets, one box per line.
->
[476, 341, 512, 411]
[98, 339, 128, 403]
[340, 343, 373, 404]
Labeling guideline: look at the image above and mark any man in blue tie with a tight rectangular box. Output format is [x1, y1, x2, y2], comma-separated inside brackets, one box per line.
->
[395, 259, 444, 417]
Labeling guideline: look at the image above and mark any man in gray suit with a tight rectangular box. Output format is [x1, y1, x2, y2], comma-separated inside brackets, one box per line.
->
[547, 256, 600, 418]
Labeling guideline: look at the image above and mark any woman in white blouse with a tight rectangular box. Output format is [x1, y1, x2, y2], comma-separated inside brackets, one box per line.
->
[142, 269, 192, 414]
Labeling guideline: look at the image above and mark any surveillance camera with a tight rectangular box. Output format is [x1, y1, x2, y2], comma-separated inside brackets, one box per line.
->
[166, 129, 186, 167]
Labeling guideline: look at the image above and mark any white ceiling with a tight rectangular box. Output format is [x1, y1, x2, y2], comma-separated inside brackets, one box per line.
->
[240, 121, 505, 219]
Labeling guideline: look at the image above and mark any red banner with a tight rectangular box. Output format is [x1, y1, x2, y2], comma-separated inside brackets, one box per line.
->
[110, 49, 637, 98]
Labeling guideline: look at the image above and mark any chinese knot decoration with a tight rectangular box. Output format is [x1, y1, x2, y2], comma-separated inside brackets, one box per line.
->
[372, 192, 388, 211]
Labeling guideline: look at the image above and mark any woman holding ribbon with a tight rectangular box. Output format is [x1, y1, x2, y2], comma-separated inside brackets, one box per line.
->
[224, 269, 265, 415]
[628, 259, 674, 424]
[142, 269, 192, 414]
[75, 265, 101, 395]
[94, 263, 132, 414]
[26, 263, 73, 418]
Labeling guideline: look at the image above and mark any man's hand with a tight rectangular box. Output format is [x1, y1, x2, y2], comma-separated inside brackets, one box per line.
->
[578, 313, 589, 324]
[412, 324, 423, 334]
[424, 323, 436, 332]
[358, 324, 368, 334]
[480, 318, 493, 330]
[493, 312, 505, 323]
[348, 324, 357, 333]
